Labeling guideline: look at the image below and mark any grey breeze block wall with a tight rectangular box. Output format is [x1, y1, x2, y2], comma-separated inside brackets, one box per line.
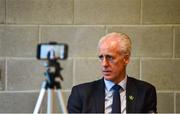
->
[0, 0, 180, 113]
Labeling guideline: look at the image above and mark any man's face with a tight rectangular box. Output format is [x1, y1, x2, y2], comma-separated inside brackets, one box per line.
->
[98, 39, 129, 83]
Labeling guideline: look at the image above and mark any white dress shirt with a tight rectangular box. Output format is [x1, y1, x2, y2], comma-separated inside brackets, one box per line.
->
[104, 76, 127, 114]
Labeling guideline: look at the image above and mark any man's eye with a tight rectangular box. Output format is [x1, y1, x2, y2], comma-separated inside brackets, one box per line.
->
[106, 55, 113, 60]
[98, 55, 103, 60]
[98, 55, 114, 62]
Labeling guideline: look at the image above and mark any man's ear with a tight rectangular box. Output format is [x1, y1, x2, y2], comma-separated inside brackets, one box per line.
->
[124, 55, 130, 65]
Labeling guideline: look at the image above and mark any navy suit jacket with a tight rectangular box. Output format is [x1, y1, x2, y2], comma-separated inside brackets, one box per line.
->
[67, 77, 157, 113]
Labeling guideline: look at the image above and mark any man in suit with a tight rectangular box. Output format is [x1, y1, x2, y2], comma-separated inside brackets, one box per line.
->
[67, 32, 157, 113]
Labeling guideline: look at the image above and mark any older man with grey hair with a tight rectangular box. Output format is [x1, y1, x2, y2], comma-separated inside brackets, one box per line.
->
[67, 32, 157, 113]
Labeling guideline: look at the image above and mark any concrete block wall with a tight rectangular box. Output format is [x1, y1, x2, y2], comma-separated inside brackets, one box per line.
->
[0, 0, 180, 113]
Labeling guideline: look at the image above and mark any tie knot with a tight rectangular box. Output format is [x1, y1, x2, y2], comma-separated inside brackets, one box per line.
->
[112, 84, 121, 91]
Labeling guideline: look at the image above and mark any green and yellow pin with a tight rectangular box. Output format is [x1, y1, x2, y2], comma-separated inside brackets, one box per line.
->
[129, 95, 134, 101]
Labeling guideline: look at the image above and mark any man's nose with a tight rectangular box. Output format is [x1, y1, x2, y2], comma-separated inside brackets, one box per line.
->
[102, 57, 109, 67]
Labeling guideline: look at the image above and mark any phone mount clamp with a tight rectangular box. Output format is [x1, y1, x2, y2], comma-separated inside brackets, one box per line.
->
[33, 50, 67, 114]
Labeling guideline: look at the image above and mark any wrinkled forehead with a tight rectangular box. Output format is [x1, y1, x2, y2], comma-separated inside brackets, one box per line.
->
[98, 35, 121, 50]
[98, 38, 121, 55]
[99, 38, 118, 48]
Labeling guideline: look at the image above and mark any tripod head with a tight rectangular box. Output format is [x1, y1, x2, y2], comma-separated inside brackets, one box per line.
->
[44, 50, 63, 89]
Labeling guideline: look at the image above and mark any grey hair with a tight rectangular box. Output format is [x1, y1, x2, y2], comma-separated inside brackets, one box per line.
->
[98, 32, 132, 56]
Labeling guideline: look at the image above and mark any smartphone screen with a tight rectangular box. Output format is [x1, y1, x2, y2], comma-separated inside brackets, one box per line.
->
[37, 43, 68, 60]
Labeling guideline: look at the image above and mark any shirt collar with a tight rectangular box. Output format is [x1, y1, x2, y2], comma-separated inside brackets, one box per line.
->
[104, 76, 127, 91]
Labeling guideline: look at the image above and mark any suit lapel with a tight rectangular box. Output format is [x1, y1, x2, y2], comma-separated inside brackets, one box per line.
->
[126, 77, 137, 113]
[94, 78, 105, 113]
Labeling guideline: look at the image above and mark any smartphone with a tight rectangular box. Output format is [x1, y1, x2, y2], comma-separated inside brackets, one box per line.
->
[37, 42, 68, 60]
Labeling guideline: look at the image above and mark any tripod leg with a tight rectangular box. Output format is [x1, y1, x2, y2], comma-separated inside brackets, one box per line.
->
[33, 81, 47, 114]
[56, 89, 68, 113]
[47, 88, 54, 114]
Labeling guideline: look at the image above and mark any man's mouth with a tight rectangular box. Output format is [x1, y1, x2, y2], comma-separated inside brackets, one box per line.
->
[102, 70, 111, 75]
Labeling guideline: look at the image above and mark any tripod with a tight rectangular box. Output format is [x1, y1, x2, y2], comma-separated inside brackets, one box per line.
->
[33, 58, 67, 114]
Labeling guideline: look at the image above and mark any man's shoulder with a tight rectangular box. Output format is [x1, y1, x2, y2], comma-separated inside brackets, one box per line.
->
[127, 76, 156, 90]
[72, 78, 103, 90]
